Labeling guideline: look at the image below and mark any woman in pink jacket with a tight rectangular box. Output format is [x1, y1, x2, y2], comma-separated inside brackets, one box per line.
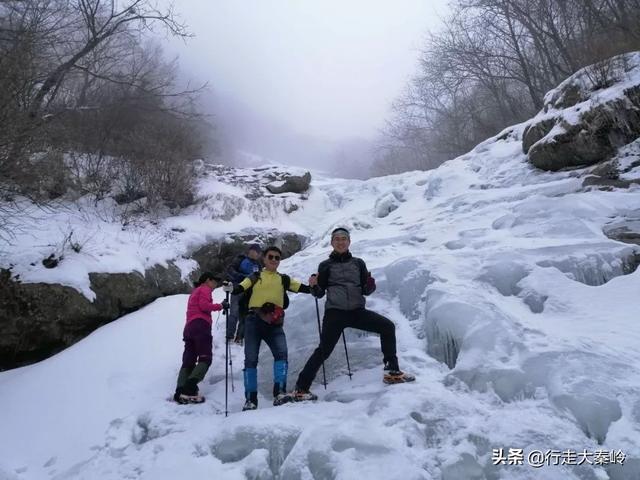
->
[174, 272, 228, 404]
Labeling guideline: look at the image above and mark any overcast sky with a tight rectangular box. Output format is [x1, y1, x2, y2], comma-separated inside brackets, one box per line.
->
[166, 0, 449, 143]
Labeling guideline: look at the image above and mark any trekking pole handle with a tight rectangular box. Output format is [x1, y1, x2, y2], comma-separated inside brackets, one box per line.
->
[223, 291, 230, 314]
[309, 273, 318, 296]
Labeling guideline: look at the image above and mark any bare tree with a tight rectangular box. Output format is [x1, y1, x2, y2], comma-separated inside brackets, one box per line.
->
[376, 0, 640, 175]
[1, 1, 210, 242]
[27, 0, 190, 119]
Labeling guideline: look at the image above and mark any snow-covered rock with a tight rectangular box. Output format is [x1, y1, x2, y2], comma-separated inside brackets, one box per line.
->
[524, 52, 640, 171]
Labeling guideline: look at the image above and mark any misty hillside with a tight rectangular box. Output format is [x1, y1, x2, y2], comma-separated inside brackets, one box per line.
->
[2, 52, 640, 480]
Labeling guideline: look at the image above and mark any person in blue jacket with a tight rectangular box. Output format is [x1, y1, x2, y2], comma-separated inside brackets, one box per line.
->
[225, 243, 262, 343]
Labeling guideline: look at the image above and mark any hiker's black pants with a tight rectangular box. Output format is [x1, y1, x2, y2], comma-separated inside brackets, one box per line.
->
[296, 308, 397, 390]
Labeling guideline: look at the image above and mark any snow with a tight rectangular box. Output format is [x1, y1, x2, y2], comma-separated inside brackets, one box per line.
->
[3, 112, 640, 478]
[0, 164, 312, 299]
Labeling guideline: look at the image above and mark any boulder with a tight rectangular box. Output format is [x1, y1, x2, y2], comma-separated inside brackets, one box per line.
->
[266, 172, 311, 194]
[604, 219, 640, 247]
[0, 262, 190, 371]
[523, 53, 640, 171]
[525, 87, 640, 170]
[522, 119, 555, 153]
[0, 231, 307, 371]
[190, 231, 306, 276]
[582, 175, 640, 189]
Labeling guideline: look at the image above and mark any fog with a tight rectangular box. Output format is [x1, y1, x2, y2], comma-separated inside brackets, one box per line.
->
[164, 1, 448, 176]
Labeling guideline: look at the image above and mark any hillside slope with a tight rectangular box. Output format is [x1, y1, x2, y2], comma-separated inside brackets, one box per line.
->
[2, 58, 640, 480]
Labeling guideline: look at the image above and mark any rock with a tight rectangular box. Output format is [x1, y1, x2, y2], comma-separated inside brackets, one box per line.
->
[522, 119, 555, 153]
[113, 190, 146, 205]
[0, 230, 308, 370]
[550, 82, 586, 110]
[523, 53, 640, 171]
[42, 253, 61, 269]
[591, 160, 620, 179]
[604, 224, 640, 246]
[0, 262, 191, 371]
[621, 158, 640, 174]
[526, 94, 640, 170]
[189, 231, 306, 277]
[266, 172, 311, 194]
[581, 176, 640, 189]
[602, 219, 640, 273]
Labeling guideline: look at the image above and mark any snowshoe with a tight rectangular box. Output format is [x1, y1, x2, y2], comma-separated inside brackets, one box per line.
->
[273, 393, 294, 406]
[242, 400, 258, 411]
[175, 393, 206, 404]
[383, 370, 416, 384]
[290, 388, 318, 402]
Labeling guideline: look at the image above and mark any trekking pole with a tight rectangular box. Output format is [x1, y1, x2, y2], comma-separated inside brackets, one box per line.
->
[311, 275, 327, 389]
[228, 339, 235, 392]
[342, 332, 352, 380]
[224, 290, 230, 417]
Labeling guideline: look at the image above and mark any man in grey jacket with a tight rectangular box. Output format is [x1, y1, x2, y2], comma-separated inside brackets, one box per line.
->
[292, 227, 414, 400]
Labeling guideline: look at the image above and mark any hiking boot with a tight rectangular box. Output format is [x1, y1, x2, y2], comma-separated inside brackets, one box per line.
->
[291, 387, 318, 402]
[182, 378, 199, 396]
[176, 393, 205, 404]
[273, 393, 293, 406]
[242, 400, 257, 411]
[383, 370, 416, 384]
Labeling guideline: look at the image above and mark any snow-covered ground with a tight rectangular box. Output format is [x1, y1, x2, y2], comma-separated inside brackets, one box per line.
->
[2, 130, 640, 477]
[0, 164, 310, 299]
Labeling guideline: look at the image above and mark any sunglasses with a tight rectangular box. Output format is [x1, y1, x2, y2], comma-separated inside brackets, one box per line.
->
[267, 254, 281, 261]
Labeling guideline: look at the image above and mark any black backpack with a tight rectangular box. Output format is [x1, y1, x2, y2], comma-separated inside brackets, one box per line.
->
[238, 272, 291, 316]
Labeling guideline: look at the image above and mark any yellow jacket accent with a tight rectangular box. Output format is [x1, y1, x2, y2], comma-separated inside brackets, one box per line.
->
[240, 269, 301, 308]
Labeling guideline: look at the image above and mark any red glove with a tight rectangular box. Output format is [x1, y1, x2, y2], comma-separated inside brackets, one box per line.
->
[365, 273, 376, 293]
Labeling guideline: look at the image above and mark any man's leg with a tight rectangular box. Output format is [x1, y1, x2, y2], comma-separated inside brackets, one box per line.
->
[295, 309, 348, 391]
[243, 313, 261, 405]
[353, 309, 399, 370]
[263, 325, 288, 396]
[236, 312, 246, 341]
[226, 293, 240, 339]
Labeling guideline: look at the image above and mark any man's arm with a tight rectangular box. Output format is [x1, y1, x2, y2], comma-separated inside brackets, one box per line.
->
[358, 258, 376, 295]
[311, 261, 330, 298]
[225, 275, 255, 295]
[288, 278, 312, 294]
[197, 288, 223, 313]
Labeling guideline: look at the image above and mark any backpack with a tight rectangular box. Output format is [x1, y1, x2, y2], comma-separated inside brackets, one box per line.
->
[225, 254, 247, 283]
[238, 272, 291, 317]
